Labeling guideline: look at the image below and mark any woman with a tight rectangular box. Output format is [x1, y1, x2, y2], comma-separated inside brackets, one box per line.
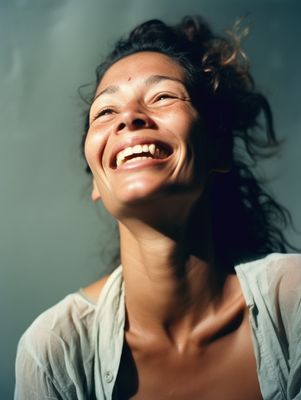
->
[15, 16, 301, 400]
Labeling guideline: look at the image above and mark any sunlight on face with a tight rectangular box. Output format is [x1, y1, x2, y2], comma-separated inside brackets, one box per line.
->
[85, 52, 208, 219]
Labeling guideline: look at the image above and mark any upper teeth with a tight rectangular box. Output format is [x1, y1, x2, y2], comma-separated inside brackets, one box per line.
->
[116, 143, 160, 167]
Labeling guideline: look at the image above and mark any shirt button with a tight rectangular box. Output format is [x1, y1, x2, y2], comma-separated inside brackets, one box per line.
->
[104, 371, 114, 383]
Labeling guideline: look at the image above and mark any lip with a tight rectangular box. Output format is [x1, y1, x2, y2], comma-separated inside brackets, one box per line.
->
[109, 137, 173, 169]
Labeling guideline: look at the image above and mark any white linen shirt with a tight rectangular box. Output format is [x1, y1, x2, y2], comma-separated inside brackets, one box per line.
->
[14, 253, 301, 399]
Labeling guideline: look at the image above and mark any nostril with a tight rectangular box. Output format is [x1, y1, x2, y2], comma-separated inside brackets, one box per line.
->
[133, 118, 146, 127]
[118, 122, 126, 131]
[117, 114, 151, 133]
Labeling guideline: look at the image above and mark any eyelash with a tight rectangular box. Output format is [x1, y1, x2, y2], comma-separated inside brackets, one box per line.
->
[92, 108, 115, 121]
[154, 93, 176, 102]
[91, 92, 181, 122]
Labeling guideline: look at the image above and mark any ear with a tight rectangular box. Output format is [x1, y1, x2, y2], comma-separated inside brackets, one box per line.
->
[91, 178, 101, 201]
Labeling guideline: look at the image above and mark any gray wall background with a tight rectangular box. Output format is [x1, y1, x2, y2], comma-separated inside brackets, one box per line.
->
[1, 0, 300, 397]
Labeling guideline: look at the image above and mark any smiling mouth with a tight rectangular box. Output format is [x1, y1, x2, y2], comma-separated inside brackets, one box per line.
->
[114, 143, 172, 168]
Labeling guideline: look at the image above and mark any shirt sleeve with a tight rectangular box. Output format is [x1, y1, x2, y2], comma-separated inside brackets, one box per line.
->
[288, 334, 301, 400]
[14, 293, 96, 400]
[275, 254, 301, 399]
[14, 338, 64, 400]
[264, 254, 301, 399]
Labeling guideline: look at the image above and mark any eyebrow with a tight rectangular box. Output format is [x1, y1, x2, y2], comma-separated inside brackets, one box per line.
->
[145, 74, 185, 86]
[93, 74, 185, 102]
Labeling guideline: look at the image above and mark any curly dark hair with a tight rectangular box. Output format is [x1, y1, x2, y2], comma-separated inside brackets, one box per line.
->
[81, 16, 297, 272]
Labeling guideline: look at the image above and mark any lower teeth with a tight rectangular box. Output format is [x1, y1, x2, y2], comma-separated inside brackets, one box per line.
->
[125, 156, 153, 164]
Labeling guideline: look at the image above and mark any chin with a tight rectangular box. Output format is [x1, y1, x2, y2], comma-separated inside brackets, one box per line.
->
[105, 180, 203, 223]
[117, 185, 164, 207]
[111, 176, 165, 201]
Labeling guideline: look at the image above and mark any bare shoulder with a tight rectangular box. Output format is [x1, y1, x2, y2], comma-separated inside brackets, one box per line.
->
[82, 274, 111, 304]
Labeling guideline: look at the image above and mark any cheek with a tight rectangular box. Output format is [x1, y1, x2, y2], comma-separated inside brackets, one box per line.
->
[84, 127, 108, 172]
[166, 105, 200, 139]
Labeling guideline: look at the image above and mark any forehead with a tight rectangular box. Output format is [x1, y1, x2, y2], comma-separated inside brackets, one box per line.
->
[95, 51, 187, 95]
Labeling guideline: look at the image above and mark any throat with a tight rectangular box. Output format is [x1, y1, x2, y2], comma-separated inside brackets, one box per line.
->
[124, 270, 245, 352]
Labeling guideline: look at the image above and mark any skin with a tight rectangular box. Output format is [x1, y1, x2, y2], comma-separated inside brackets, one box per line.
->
[84, 52, 263, 399]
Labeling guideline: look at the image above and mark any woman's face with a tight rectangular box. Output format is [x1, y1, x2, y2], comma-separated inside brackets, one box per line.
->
[85, 51, 208, 218]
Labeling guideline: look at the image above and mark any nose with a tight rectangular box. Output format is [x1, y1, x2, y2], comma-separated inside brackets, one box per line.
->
[116, 107, 155, 133]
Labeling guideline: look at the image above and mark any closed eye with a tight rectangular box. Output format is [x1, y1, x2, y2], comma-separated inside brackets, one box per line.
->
[92, 107, 115, 122]
[154, 93, 177, 102]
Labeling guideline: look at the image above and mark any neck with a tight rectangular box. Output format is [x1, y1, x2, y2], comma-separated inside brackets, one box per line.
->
[118, 191, 226, 345]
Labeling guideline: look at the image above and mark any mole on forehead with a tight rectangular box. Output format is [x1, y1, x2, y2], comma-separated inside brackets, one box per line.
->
[127, 77, 132, 81]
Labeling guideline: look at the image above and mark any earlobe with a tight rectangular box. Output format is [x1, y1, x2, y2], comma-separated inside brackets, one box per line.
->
[91, 179, 101, 201]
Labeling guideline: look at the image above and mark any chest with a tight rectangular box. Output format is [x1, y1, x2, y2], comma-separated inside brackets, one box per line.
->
[113, 314, 263, 400]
